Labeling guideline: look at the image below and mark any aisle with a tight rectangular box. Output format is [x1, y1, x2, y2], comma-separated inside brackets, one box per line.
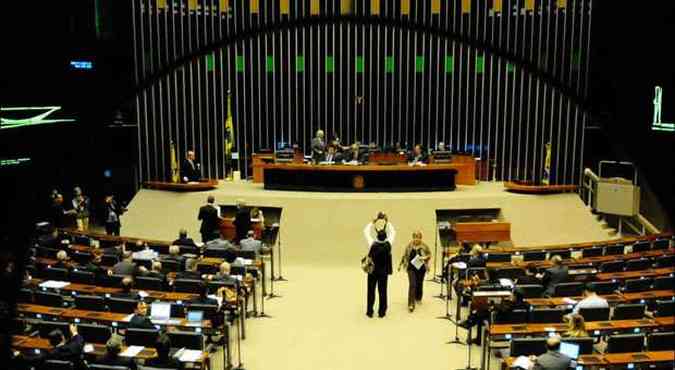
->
[240, 264, 488, 370]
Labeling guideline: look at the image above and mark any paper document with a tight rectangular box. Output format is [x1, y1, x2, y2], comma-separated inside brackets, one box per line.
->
[138, 291, 149, 298]
[83, 344, 94, 353]
[178, 349, 203, 362]
[120, 346, 144, 357]
[411, 255, 425, 270]
[39, 281, 71, 289]
[499, 278, 514, 288]
[512, 356, 532, 369]
[562, 298, 578, 305]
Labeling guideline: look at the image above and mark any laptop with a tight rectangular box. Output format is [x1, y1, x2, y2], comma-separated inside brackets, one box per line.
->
[150, 302, 171, 323]
[560, 342, 580, 360]
[185, 310, 204, 327]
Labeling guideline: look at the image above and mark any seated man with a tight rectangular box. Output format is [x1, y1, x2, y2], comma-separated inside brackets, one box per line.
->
[162, 245, 186, 271]
[516, 264, 542, 286]
[139, 261, 166, 282]
[572, 283, 608, 315]
[52, 250, 74, 270]
[191, 281, 220, 305]
[211, 262, 240, 286]
[206, 237, 238, 263]
[174, 258, 202, 280]
[181, 150, 201, 182]
[537, 255, 569, 297]
[172, 228, 198, 248]
[114, 276, 140, 300]
[82, 250, 107, 278]
[37, 228, 62, 249]
[128, 301, 155, 329]
[21, 324, 84, 366]
[144, 334, 180, 369]
[528, 336, 572, 370]
[92, 333, 137, 370]
[239, 230, 268, 258]
[408, 144, 429, 166]
[110, 251, 138, 276]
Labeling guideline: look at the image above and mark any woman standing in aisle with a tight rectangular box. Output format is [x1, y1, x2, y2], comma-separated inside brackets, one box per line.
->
[399, 231, 432, 312]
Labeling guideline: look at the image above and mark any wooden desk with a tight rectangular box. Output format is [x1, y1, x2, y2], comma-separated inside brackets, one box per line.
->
[622, 290, 675, 302]
[603, 351, 675, 365]
[504, 181, 578, 194]
[596, 267, 675, 281]
[144, 179, 219, 192]
[452, 222, 511, 243]
[488, 318, 663, 336]
[505, 354, 606, 367]
[486, 249, 675, 269]
[491, 232, 673, 253]
[526, 294, 625, 307]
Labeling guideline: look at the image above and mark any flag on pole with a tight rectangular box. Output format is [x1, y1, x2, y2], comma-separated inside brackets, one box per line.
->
[170, 140, 179, 183]
[542, 143, 552, 185]
[225, 92, 234, 180]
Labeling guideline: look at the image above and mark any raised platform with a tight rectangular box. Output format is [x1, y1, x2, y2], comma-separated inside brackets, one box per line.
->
[144, 179, 219, 191]
[122, 180, 614, 266]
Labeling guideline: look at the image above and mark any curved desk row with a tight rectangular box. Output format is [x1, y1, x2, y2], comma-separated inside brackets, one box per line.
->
[144, 179, 219, 191]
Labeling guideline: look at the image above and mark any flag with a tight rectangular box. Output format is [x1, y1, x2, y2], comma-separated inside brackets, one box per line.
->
[415, 56, 425, 73]
[341, 0, 353, 14]
[557, 0, 567, 9]
[475, 55, 485, 74]
[250, 0, 259, 14]
[355, 56, 364, 73]
[219, 0, 229, 13]
[525, 0, 535, 11]
[310, 0, 320, 15]
[157, 0, 166, 10]
[371, 0, 380, 15]
[462, 0, 471, 14]
[400, 0, 410, 15]
[170, 140, 179, 183]
[325, 56, 335, 73]
[542, 143, 552, 185]
[385, 56, 395, 73]
[188, 0, 198, 11]
[431, 0, 441, 14]
[444, 56, 454, 73]
[493, 0, 502, 12]
[296, 55, 305, 72]
[225, 92, 234, 180]
[280, 0, 289, 15]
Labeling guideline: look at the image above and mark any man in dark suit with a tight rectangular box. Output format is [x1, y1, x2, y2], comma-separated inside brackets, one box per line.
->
[408, 144, 429, 165]
[174, 258, 202, 280]
[140, 261, 166, 282]
[110, 251, 137, 276]
[311, 129, 326, 164]
[92, 333, 138, 370]
[114, 276, 140, 299]
[529, 336, 572, 370]
[181, 150, 201, 182]
[162, 245, 186, 272]
[233, 199, 251, 244]
[366, 230, 393, 318]
[516, 263, 542, 286]
[128, 302, 156, 330]
[37, 228, 61, 249]
[173, 228, 197, 247]
[198, 195, 221, 243]
[539, 255, 569, 296]
[26, 324, 84, 366]
[50, 193, 76, 229]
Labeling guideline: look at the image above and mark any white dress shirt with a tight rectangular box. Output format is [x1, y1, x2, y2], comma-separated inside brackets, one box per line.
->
[363, 222, 396, 247]
[572, 294, 609, 314]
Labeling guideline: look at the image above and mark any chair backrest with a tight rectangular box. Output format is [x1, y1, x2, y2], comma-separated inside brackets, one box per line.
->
[529, 307, 565, 323]
[486, 253, 511, 263]
[197, 263, 219, 275]
[204, 247, 228, 258]
[599, 261, 624, 273]
[604, 244, 625, 256]
[169, 330, 204, 350]
[510, 337, 547, 357]
[515, 284, 544, 299]
[653, 276, 675, 290]
[652, 239, 670, 250]
[18, 288, 33, 303]
[161, 259, 181, 273]
[75, 295, 107, 311]
[230, 265, 247, 277]
[98, 274, 125, 288]
[43, 360, 74, 370]
[77, 323, 112, 344]
[38, 320, 71, 339]
[488, 267, 525, 282]
[654, 255, 675, 268]
[184, 303, 218, 321]
[173, 279, 202, 293]
[133, 258, 152, 270]
[107, 297, 138, 314]
[588, 281, 620, 295]
[631, 241, 651, 253]
[550, 250, 571, 260]
[612, 303, 646, 320]
[605, 333, 645, 353]
[494, 309, 528, 324]
[125, 328, 160, 346]
[647, 332, 675, 351]
[207, 280, 237, 294]
[236, 250, 257, 260]
[34, 290, 65, 307]
[44, 267, 69, 281]
[624, 258, 653, 271]
[578, 307, 611, 322]
[582, 247, 603, 258]
[623, 278, 653, 293]
[71, 251, 92, 265]
[70, 270, 95, 284]
[561, 337, 595, 355]
[135, 276, 164, 291]
[179, 245, 199, 255]
[654, 300, 674, 317]
[100, 254, 120, 267]
[522, 251, 547, 261]
[553, 282, 584, 297]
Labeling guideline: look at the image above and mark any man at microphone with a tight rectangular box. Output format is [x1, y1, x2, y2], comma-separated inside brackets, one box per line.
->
[181, 150, 202, 182]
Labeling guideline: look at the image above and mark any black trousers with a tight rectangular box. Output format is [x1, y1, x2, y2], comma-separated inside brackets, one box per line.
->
[407, 266, 426, 306]
[105, 222, 120, 236]
[367, 273, 388, 316]
[201, 230, 219, 243]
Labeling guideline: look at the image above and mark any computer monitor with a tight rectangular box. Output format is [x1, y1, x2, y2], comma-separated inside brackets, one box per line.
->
[187, 310, 203, 322]
[151, 302, 171, 321]
[560, 342, 580, 359]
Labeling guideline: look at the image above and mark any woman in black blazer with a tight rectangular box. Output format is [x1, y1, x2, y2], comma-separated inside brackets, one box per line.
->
[366, 230, 393, 318]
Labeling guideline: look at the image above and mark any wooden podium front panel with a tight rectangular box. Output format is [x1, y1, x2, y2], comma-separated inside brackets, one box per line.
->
[219, 219, 263, 240]
[252, 153, 274, 183]
[453, 222, 511, 243]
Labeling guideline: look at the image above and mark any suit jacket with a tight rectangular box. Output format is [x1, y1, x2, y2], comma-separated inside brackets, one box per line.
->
[516, 275, 542, 286]
[173, 237, 197, 247]
[343, 148, 363, 163]
[408, 152, 429, 164]
[542, 265, 569, 295]
[175, 270, 202, 280]
[111, 260, 137, 276]
[532, 350, 572, 370]
[46, 334, 84, 363]
[233, 208, 251, 241]
[93, 354, 138, 370]
[144, 356, 181, 369]
[162, 255, 186, 271]
[368, 241, 393, 276]
[198, 205, 220, 234]
[240, 237, 263, 255]
[311, 137, 325, 162]
[180, 159, 201, 182]
[128, 314, 156, 329]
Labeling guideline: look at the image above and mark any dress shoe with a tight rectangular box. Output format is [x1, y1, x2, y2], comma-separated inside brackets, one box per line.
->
[408, 305, 414, 312]
[378, 313, 386, 318]
[366, 312, 373, 318]
[457, 320, 471, 329]
[469, 338, 482, 345]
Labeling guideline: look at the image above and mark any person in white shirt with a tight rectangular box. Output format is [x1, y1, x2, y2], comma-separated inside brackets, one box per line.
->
[363, 212, 396, 247]
[572, 283, 609, 315]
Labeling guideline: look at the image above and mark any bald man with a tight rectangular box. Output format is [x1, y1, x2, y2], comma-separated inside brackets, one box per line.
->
[311, 129, 326, 164]
[529, 336, 572, 370]
[181, 150, 201, 182]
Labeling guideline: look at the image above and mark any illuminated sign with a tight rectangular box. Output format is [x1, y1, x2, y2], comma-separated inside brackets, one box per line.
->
[0, 157, 31, 167]
[0, 106, 76, 130]
[652, 86, 674, 132]
[70, 60, 94, 70]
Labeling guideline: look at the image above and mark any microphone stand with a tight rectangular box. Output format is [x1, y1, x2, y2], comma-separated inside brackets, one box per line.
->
[446, 287, 465, 345]
[275, 227, 287, 281]
[429, 221, 441, 283]
[437, 264, 453, 321]
[456, 324, 477, 370]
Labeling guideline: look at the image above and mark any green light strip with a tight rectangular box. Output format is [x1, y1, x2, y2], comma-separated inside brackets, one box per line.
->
[0, 106, 76, 130]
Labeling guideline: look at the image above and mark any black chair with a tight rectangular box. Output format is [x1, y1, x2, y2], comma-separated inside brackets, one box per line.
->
[550, 250, 571, 260]
[515, 284, 544, 299]
[38, 321, 71, 339]
[631, 241, 651, 253]
[486, 253, 511, 263]
[578, 307, 610, 322]
[553, 282, 584, 297]
[160, 259, 181, 273]
[510, 337, 547, 357]
[582, 247, 603, 258]
[230, 265, 247, 277]
[133, 258, 152, 270]
[561, 337, 595, 355]
[71, 251, 92, 265]
[43, 360, 74, 370]
[98, 274, 125, 288]
[522, 251, 547, 262]
[605, 333, 645, 353]
[647, 332, 675, 351]
[107, 297, 138, 314]
[652, 239, 670, 250]
[623, 278, 653, 293]
[653, 276, 675, 290]
[179, 245, 199, 254]
[125, 328, 159, 346]
[184, 303, 218, 321]
[612, 303, 646, 320]
[70, 270, 95, 284]
[488, 267, 524, 282]
[495, 309, 528, 324]
[197, 263, 218, 275]
[599, 261, 624, 273]
[588, 281, 621, 295]
[605, 244, 625, 256]
[34, 291, 65, 307]
[529, 308, 565, 323]
[75, 295, 107, 311]
[624, 258, 653, 271]
[654, 300, 674, 317]
[135, 276, 164, 291]
[203, 247, 229, 259]
[170, 303, 185, 318]
[88, 364, 131, 370]
[73, 235, 91, 245]
[77, 323, 112, 343]
[173, 279, 203, 293]
[236, 250, 257, 260]
[18, 288, 33, 303]
[100, 254, 120, 267]
[44, 267, 69, 281]
[208, 280, 238, 294]
[654, 255, 675, 268]
[169, 330, 203, 350]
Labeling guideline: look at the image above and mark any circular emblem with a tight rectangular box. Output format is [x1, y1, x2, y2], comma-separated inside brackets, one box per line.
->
[352, 175, 365, 190]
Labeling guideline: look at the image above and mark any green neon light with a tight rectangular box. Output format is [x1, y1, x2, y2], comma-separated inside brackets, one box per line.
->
[0, 157, 31, 167]
[0, 106, 76, 130]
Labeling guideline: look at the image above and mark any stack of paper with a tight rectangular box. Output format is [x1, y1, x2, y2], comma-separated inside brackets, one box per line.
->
[39, 281, 71, 289]
[513, 356, 532, 369]
[120, 346, 144, 357]
[178, 349, 203, 362]
[562, 297, 578, 305]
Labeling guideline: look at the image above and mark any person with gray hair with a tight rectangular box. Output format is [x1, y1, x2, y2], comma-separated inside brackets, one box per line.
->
[198, 195, 222, 243]
[240, 229, 268, 257]
[538, 254, 569, 297]
[181, 149, 201, 182]
[311, 129, 326, 163]
[528, 336, 572, 370]
[72, 186, 90, 231]
[92, 333, 137, 369]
